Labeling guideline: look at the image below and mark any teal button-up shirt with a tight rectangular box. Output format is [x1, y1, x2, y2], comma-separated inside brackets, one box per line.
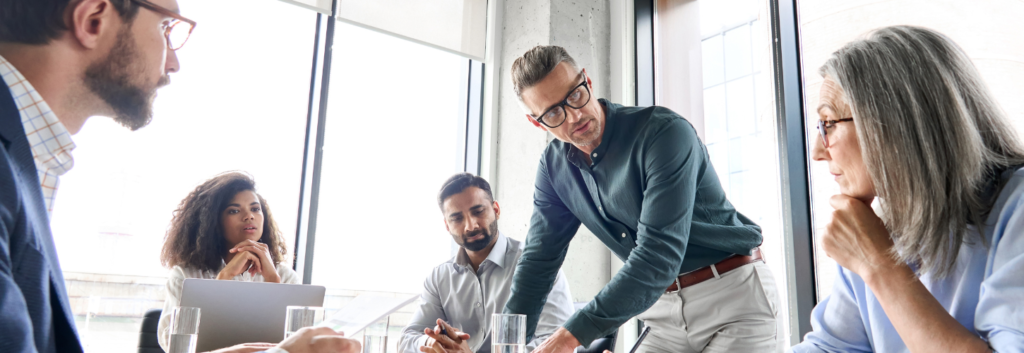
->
[503, 99, 762, 346]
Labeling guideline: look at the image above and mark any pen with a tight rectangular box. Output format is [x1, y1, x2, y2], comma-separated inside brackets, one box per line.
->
[628, 326, 652, 353]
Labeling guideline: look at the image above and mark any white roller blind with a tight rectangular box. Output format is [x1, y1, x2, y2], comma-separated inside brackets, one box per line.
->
[277, 0, 332, 15]
[336, 0, 488, 61]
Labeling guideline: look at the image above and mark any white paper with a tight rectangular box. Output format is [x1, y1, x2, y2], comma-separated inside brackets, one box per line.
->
[317, 294, 418, 336]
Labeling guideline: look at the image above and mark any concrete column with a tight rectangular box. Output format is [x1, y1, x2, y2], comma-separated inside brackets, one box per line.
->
[494, 0, 613, 304]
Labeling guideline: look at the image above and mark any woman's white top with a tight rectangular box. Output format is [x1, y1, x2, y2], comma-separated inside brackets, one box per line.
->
[157, 262, 301, 351]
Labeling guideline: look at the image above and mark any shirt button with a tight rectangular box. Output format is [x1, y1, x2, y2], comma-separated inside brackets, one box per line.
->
[476, 302, 482, 307]
[592, 153, 598, 158]
[621, 233, 626, 238]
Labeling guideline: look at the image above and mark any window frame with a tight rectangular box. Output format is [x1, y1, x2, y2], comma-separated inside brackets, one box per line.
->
[636, 0, 816, 344]
[291, 1, 487, 284]
[767, 0, 817, 344]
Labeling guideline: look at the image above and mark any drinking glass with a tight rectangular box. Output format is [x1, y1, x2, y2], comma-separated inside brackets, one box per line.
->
[362, 316, 389, 353]
[491, 314, 526, 353]
[284, 306, 325, 339]
[167, 307, 201, 353]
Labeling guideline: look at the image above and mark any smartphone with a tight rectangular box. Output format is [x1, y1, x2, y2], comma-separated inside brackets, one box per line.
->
[627, 326, 652, 353]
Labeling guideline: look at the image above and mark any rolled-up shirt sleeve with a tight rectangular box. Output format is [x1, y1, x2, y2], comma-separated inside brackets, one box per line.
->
[976, 191, 1024, 350]
[158, 266, 187, 352]
[788, 264, 872, 353]
[399, 270, 447, 353]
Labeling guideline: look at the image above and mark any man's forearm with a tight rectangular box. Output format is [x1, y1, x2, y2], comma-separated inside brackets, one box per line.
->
[505, 252, 565, 339]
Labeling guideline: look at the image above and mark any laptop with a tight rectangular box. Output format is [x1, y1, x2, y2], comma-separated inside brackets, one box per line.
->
[179, 279, 326, 352]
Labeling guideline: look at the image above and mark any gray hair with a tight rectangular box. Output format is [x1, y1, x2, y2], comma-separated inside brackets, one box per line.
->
[821, 25, 1024, 278]
[511, 45, 579, 100]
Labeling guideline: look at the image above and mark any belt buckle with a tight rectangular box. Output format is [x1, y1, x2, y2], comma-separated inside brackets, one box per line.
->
[666, 276, 683, 294]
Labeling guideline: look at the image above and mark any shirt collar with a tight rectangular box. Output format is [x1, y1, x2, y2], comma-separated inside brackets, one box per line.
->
[454, 232, 509, 270]
[0, 54, 76, 177]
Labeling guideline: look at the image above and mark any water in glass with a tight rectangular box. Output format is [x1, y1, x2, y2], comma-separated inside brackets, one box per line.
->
[167, 333, 197, 353]
[492, 344, 525, 353]
[363, 335, 387, 353]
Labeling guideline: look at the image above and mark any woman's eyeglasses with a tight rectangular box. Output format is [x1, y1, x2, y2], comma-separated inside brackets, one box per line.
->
[816, 118, 853, 148]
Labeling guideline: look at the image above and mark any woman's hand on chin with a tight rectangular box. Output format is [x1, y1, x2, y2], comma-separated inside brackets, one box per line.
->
[217, 250, 262, 280]
[822, 194, 901, 281]
[229, 239, 281, 283]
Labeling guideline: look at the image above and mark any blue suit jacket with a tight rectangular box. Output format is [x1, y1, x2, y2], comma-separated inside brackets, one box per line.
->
[0, 82, 83, 352]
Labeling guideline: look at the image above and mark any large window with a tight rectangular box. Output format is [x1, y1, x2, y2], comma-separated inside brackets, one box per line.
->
[654, 0, 788, 347]
[42, 0, 485, 351]
[306, 21, 472, 353]
[797, 0, 1024, 300]
[51, 1, 316, 351]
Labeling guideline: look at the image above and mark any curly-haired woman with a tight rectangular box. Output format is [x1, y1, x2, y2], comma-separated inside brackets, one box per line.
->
[156, 172, 300, 351]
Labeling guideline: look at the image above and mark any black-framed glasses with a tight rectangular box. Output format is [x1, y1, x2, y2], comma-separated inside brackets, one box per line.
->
[532, 73, 592, 128]
[816, 118, 853, 148]
[130, 0, 197, 51]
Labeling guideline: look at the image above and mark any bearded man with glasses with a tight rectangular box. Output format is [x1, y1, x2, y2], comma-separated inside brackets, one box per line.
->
[0, 1, 355, 352]
[501, 46, 779, 353]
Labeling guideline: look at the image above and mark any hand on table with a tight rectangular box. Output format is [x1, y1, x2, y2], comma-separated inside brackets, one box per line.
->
[420, 319, 472, 353]
[278, 327, 359, 353]
[205, 342, 277, 353]
[530, 327, 580, 353]
[822, 195, 898, 280]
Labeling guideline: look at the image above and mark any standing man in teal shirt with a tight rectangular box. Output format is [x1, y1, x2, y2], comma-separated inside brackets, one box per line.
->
[503, 46, 780, 353]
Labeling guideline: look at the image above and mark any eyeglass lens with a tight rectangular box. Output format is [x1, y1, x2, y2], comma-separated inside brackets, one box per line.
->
[539, 84, 591, 128]
[818, 120, 829, 148]
[167, 21, 193, 50]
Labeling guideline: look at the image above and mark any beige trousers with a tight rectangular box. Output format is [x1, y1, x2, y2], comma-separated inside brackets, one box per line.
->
[634, 261, 781, 353]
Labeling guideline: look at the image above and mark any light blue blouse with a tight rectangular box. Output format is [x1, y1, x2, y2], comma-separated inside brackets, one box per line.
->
[790, 168, 1024, 352]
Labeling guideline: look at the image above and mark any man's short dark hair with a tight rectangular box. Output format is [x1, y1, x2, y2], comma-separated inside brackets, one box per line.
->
[438, 173, 494, 211]
[0, 0, 140, 45]
[511, 45, 578, 100]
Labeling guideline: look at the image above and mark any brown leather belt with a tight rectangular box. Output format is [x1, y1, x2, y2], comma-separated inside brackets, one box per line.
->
[665, 247, 763, 292]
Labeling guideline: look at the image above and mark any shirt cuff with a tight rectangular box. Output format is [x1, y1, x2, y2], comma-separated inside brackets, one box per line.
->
[264, 348, 289, 353]
[562, 312, 604, 348]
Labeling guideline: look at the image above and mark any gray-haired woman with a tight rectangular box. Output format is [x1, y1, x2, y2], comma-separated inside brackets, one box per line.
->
[790, 26, 1024, 352]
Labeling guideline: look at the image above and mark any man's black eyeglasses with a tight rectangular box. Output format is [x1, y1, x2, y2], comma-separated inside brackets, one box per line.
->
[816, 118, 853, 148]
[130, 0, 196, 51]
[532, 73, 592, 128]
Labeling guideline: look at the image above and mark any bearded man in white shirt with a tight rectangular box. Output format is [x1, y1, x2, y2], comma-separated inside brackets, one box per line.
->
[400, 173, 575, 353]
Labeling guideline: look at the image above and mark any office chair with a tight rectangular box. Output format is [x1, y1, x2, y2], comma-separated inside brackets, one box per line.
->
[139, 308, 165, 353]
[573, 302, 617, 353]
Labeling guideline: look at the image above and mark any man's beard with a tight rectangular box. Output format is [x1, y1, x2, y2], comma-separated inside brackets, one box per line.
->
[460, 219, 499, 252]
[83, 25, 166, 131]
[569, 117, 602, 147]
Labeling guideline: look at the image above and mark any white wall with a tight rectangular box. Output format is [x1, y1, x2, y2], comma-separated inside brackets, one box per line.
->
[491, 0, 614, 303]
